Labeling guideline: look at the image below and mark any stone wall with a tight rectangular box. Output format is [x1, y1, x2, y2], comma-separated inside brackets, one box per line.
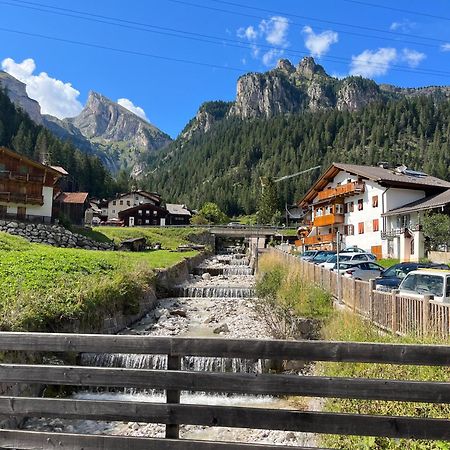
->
[0, 220, 114, 250]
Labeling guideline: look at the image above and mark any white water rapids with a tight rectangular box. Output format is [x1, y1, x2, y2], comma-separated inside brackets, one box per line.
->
[23, 246, 317, 446]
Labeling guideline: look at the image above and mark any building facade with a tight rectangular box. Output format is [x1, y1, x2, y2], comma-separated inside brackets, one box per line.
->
[107, 191, 162, 220]
[299, 163, 450, 261]
[0, 147, 64, 223]
[118, 203, 168, 227]
[54, 192, 89, 226]
[165, 203, 192, 225]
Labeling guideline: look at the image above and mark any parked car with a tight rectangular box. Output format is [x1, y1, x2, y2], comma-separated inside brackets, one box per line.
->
[338, 261, 385, 281]
[299, 250, 320, 261]
[398, 269, 450, 303]
[342, 246, 366, 253]
[376, 262, 450, 292]
[310, 251, 336, 265]
[319, 252, 376, 269]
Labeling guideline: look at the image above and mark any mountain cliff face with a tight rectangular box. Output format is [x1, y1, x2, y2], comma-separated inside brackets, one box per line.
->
[0, 71, 43, 125]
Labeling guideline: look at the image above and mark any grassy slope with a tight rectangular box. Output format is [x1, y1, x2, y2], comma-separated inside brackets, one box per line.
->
[92, 226, 204, 250]
[0, 232, 197, 331]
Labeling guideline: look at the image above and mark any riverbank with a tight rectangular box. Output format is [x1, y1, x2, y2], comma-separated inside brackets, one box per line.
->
[0, 229, 202, 332]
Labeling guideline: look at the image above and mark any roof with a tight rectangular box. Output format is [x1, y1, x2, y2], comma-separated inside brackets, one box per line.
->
[383, 189, 450, 216]
[0, 147, 64, 177]
[56, 192, 89, 204]
[115, 190, 161, 203]
[299, 163, 450, 206]
[166, 203, 192, 216]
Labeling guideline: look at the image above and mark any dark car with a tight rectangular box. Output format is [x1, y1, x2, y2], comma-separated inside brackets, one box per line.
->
[310, 251, 336, 264]
[298, 250, 320, 261]
[375, 262, 450, 291]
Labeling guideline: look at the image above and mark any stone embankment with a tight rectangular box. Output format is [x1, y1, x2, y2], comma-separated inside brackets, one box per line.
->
[0, 220, 114, 250]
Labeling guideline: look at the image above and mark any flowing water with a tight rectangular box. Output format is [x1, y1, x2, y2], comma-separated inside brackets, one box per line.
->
[23, 245, 316, 446]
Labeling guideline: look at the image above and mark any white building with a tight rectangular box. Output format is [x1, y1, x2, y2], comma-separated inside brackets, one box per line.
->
[107, 191, 161, 220]
[299, 163, 450, 261]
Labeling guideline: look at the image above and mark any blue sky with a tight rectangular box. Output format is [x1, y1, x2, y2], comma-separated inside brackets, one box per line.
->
[1, 0, 450, 137]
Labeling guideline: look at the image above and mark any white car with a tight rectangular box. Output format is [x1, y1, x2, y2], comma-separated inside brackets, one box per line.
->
[319, 252, 376, 270]
[398, 269, 450, 303]
[339, 261, 385, 281]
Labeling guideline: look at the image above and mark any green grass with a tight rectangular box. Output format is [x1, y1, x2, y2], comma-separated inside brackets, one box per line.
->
[319, 312, 450, 449]
[0, 232, 197, 331]
[377, 258, 400, 268]
[92, 226, 204, 250]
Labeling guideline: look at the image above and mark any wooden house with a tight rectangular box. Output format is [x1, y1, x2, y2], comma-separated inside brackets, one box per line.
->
[53, 192, 89, 225]
[0, 147, 65, 223]
[118, 202, 168, 226]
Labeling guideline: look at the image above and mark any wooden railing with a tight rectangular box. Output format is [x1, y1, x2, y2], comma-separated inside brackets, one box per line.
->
[0, 171, 45, 183]
[312, 213, 344, 227]
[0, 332, 449, 449]
[273, 249, 450, 339]
[0, 191, 44, 205]
[316, 181, 365, 201]
[302, 232, 336, 246]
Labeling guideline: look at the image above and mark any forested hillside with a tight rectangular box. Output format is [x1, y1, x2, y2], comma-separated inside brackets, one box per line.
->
[143, 96, 450, 215]
[0, 89, 117, 197]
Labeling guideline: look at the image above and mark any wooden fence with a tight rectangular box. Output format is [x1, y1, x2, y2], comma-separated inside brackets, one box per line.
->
[0, 332, 449, 449]
[272, 249, 450, 339]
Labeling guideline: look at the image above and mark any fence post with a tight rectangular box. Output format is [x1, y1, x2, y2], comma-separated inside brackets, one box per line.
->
[165, 354, 181, 439]
[391, 290, 398, 334]
[368, 279, 375, 321]
[422, 295, 431, 337]
[351, 278, 357, 311]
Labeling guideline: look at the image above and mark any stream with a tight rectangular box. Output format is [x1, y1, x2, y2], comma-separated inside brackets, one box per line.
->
[23, 245, 316, 446]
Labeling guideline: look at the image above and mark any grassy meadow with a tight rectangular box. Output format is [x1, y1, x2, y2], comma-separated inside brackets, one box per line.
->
[0, 230, 198, 331]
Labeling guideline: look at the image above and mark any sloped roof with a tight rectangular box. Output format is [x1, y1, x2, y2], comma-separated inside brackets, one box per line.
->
[166, 203, 192, 216]
[300, 163, 450, 206]
[383, 189, 450, 216]
[57, 192, 89, 204]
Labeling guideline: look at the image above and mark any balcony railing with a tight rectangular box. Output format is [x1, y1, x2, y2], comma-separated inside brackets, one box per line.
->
[303, 232, 336, 245]
[317, 181, 365, 202]
[0, 170, 45, 183]
[0, 192, 44, 205]
[313, 213, 344, 227]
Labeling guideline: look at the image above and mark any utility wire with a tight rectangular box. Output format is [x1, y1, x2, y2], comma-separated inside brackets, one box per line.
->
[2, 0, 450, 78]
[177, 0, 448, 44]
[343, 0, 450, 22]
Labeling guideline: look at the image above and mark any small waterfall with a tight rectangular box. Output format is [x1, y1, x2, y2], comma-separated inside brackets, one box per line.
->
[229, 258, 250, 266]
[223, 266, 253, 276]
[177, 286, 255, 298]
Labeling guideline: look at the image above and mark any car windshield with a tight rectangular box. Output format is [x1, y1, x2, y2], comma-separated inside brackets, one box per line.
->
[302, 251, 315, 257]
[401, 274, 444, 297]
[313, 252, 334, 262]
[382, 265, 414, 279]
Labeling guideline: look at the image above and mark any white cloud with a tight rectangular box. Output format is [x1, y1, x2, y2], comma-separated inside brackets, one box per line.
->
[350, 47, 397, 77]
[302, 26, 338, 57]
[259, 16, 289, 46]
[441, 43, 450, 52]
[262, 49, 284, 66]
[390, 19, 416, 32]
[117, 98, 148, 120]
[1, 57, 82, 119]
[237, 25, 258, 41]
[402, 48, 426, 68]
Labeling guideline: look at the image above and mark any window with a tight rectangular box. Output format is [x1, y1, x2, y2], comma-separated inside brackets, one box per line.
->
[344, 203, 348, 214]
[358, 222, 364, 234]
[358, 199, 364, 211]
[146, 210, 150, 215]
[112, 209, 116, 214]
[120, 200, 123, 206]
[138, 210, 143, 215]
[373, 219, 379, 232]
[112, 200, 116, 206]
[335, 204, 344, 214]
[153, 210, 158, 216]
[145, 219, 150, 224]
[372, 195, 379, 207]
[344, 224, 354, 235]
[127, 200, 130, 206]
[349, 202, 354, 212]
[0, 205, 6, 217]
[0, 163, 5, 172]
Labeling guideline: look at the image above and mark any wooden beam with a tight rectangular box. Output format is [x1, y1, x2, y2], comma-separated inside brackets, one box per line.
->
[0, 333, 448, 365]
[0, 430, 328, 450]
[0, 397, 448, 440]
[0, 365, 449, 403]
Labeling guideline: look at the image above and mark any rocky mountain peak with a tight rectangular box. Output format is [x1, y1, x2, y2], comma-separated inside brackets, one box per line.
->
[296, 57, 328, 79]
[276, 59, 295, 74]
[0, 71, 43, 124]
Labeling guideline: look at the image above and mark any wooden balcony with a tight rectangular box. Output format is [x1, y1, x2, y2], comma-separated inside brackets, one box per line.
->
[317, 181, 365, 201]
[0, 192, 44, 205]
[0, 171, 45, 184]
[313, 213, 344, 227]
[303, 232, 336, 245]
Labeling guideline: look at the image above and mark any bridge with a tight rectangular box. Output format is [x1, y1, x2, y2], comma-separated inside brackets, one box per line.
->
[0, 332, 449, 449]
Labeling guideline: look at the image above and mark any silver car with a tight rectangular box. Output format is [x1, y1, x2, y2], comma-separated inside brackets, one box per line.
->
[339, 261, 385, 281]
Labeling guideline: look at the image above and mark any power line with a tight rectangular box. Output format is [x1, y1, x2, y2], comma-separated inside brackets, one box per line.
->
[343, 0, 450, 22]
[175, 0, 448, 45]
[2, 0, 450, 78]
[0, 26, 245, 72]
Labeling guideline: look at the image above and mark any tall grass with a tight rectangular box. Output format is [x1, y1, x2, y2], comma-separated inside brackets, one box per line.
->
[256, 253, 332, 338]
